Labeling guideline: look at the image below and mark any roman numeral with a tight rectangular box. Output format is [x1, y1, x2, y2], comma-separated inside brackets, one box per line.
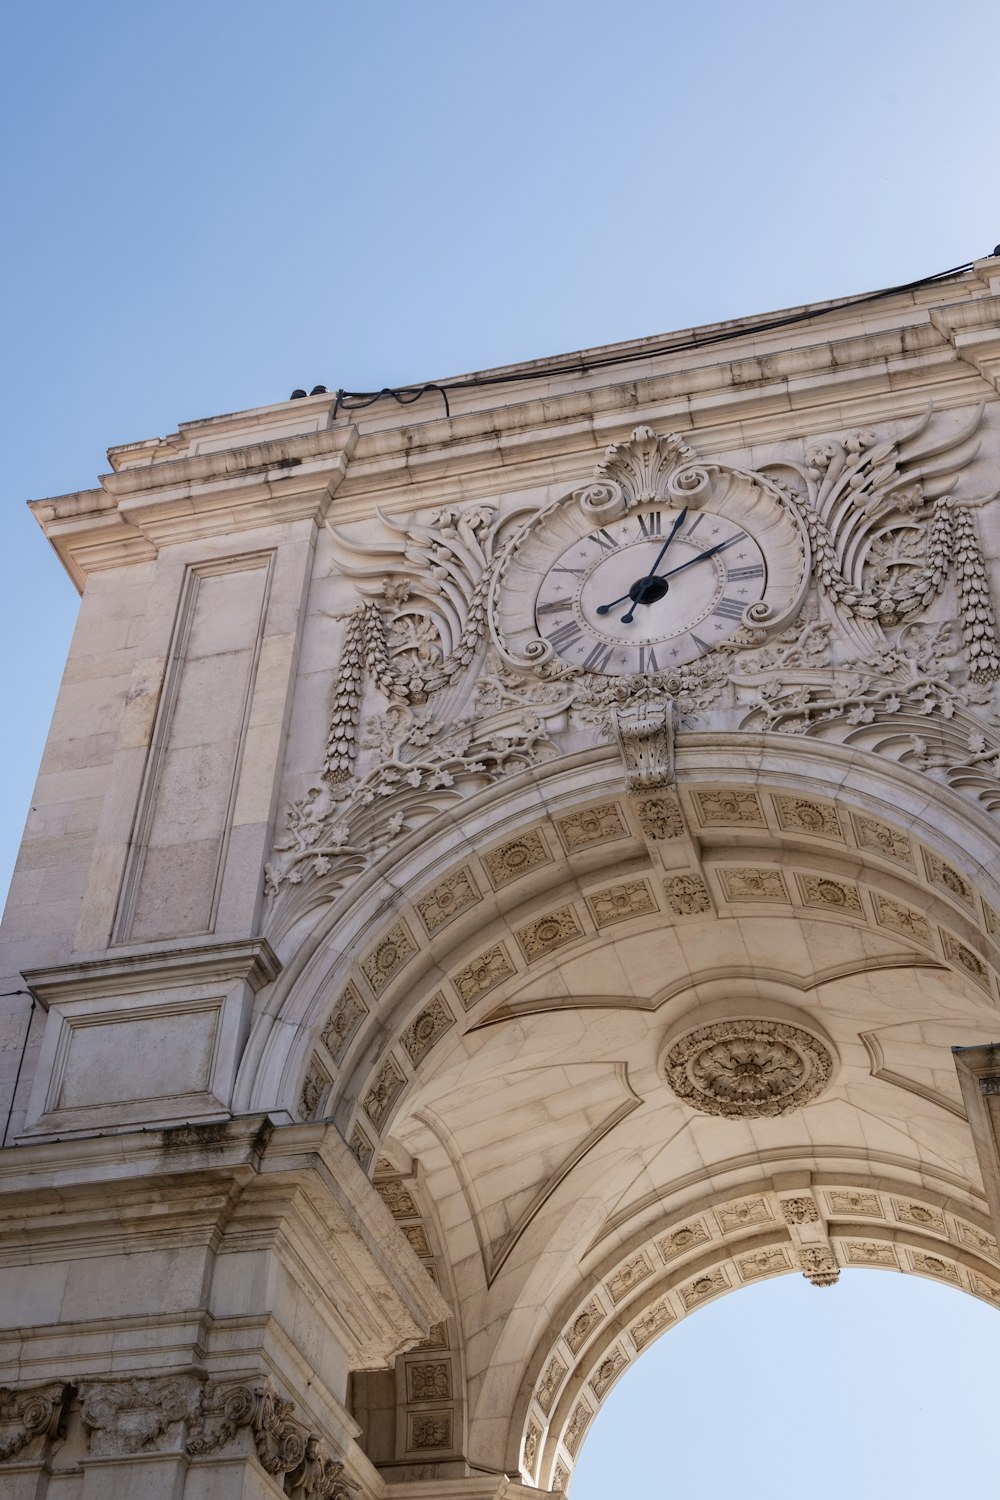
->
[590, 528, 619, 553]
[638, 645, 660, 673]
[684, 514, 706, 538]
[690, 633, 713, 654]
[536, 597, 572, 615]
[553, 564, 585, 575]
[726, 563, 765, 581]
[545, 619, 584, 653]
[713, 597, 746, 620]
[637, 510, 663, 538]
[582, 641, 615, 673]
[714, 531, 747, 553]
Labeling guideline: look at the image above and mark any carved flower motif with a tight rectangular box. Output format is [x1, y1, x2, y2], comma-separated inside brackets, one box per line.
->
[664, 1020, 833, 1119]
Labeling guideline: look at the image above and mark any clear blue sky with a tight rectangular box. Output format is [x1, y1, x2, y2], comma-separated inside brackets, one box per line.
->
[2, 3, 998, 1492]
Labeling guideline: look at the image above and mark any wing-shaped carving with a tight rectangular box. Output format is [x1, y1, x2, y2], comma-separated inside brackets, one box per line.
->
[762, 403, 999, 679]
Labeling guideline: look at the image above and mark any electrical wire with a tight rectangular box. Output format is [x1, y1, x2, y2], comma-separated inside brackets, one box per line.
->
[331, 260, 975, 419]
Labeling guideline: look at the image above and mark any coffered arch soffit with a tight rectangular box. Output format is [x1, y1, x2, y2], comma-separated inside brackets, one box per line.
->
[238, 737, 1000, 1141]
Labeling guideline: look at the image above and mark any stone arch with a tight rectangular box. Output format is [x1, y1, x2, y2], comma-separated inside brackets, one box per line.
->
[231, 732, 1000, 1478]
[242, 733, 1000, 1135]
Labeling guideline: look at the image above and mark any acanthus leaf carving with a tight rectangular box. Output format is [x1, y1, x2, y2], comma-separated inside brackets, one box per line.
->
[612, 700, 675, 790]
[185, 1378, 354, 1493]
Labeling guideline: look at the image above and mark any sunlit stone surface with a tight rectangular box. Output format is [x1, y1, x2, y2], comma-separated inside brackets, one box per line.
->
[4, 259, 1000, 1495]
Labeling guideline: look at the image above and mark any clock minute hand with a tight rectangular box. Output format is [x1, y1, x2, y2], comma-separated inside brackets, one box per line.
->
[643, 505, 689, 582]
[660, 533, 743, 580]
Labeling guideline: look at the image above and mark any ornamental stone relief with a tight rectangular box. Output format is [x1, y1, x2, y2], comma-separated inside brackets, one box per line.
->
[798, 874, 864, 916]
[415, 868, 480, 933]
[827, 1190, 883, 1216]
[587, 879, 658, 928]
[362, 1057, 406, 1130]
[605, 1252, 653, 1304]
[872, 894, 933, 945]
[406, 1361, 451, 1402]
[376, 1179, 419, 1218]
[664, 1020, 834, 1119]
[910, 1251, 961, 1284]
[399, 992, 455, 1066]
[773, 796, 843, 839]
[694, 788, 766, 826]
[320, 982, 368, 1064]
[264, 406, 1000, 921]
[0, 1382, 72, 1463]
[535, 1354, 568, 1415]
[680, 1268, 730, 1309]
[482, 829, 551, 888]
[780, 1196, 820, 1225]
[451, 943, 516, 1007]
[893, 1199, 947, 1234]
[360, 922, 417, 995]
[852, 815, 914, 866]
[565, 1298, 605, 1356]
[555, 802, 629, 851]
[514, 905, 584, 962]
[844, 1241, 898, 1267]
[719, 866, 790, 903]
[798, 1246, 841, 1287]
[737, 1246, 792, 1280]
[715, 1197, 773, 1232]
[663, 872, 712, 915]
[657, 1219, 711, 1261]
[589, 1345, 628, 1399]
[629, 1295, 676, 1350]
[634, 792, 684, 840]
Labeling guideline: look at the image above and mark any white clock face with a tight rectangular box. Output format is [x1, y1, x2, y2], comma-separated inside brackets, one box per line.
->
[533, 506, 767, 674]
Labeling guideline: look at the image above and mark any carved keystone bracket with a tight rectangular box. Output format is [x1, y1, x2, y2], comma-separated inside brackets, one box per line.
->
[612, 701, 675, 790]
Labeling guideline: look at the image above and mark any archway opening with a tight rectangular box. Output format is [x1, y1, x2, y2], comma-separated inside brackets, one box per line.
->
[571, 1270, 996, 1498]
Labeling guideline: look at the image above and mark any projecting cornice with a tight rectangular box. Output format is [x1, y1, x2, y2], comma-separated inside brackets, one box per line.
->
[28, 262, 1000, 589]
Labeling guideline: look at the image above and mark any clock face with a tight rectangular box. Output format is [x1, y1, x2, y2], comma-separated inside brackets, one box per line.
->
[533, 506, 767, 674]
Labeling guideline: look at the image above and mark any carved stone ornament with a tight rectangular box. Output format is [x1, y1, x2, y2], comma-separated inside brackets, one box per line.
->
[81, 1376, 202, 1456]
[186, 1378, 357, 1494]
[0, 1382, 72, 1462]
[612, 700, 675, 789]
[267, 408, 1000, 917]
[285, 1436, 360, 1500]
[664, 1019, 834, 1118]
[798, 1246, 841, 1287]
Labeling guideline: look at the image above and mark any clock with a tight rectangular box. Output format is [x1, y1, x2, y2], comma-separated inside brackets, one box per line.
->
[491, 437, 807, 678]
[532, 505, 767, 673]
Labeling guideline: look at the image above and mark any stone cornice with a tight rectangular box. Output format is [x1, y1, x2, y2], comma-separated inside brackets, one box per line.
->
[23, 937, 281, 1009]
[27, 271, 1000, 587]
[0, 1117, 448, 1369]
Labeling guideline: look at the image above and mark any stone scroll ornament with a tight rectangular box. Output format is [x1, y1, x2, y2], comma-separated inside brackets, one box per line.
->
[0, 1382, 73, 1462]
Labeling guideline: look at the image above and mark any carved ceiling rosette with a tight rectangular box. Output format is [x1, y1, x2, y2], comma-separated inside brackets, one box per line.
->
[662, 1017, 835, 1119]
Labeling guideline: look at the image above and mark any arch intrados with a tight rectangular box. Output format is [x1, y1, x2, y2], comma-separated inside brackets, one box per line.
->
[253, 740, 1000, 1152]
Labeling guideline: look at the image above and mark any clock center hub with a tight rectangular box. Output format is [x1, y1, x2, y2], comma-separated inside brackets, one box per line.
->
[630, 575, 669, 606]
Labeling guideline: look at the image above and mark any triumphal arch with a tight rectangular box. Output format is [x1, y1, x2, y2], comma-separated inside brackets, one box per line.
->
[5, 260, 1000, 1496]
